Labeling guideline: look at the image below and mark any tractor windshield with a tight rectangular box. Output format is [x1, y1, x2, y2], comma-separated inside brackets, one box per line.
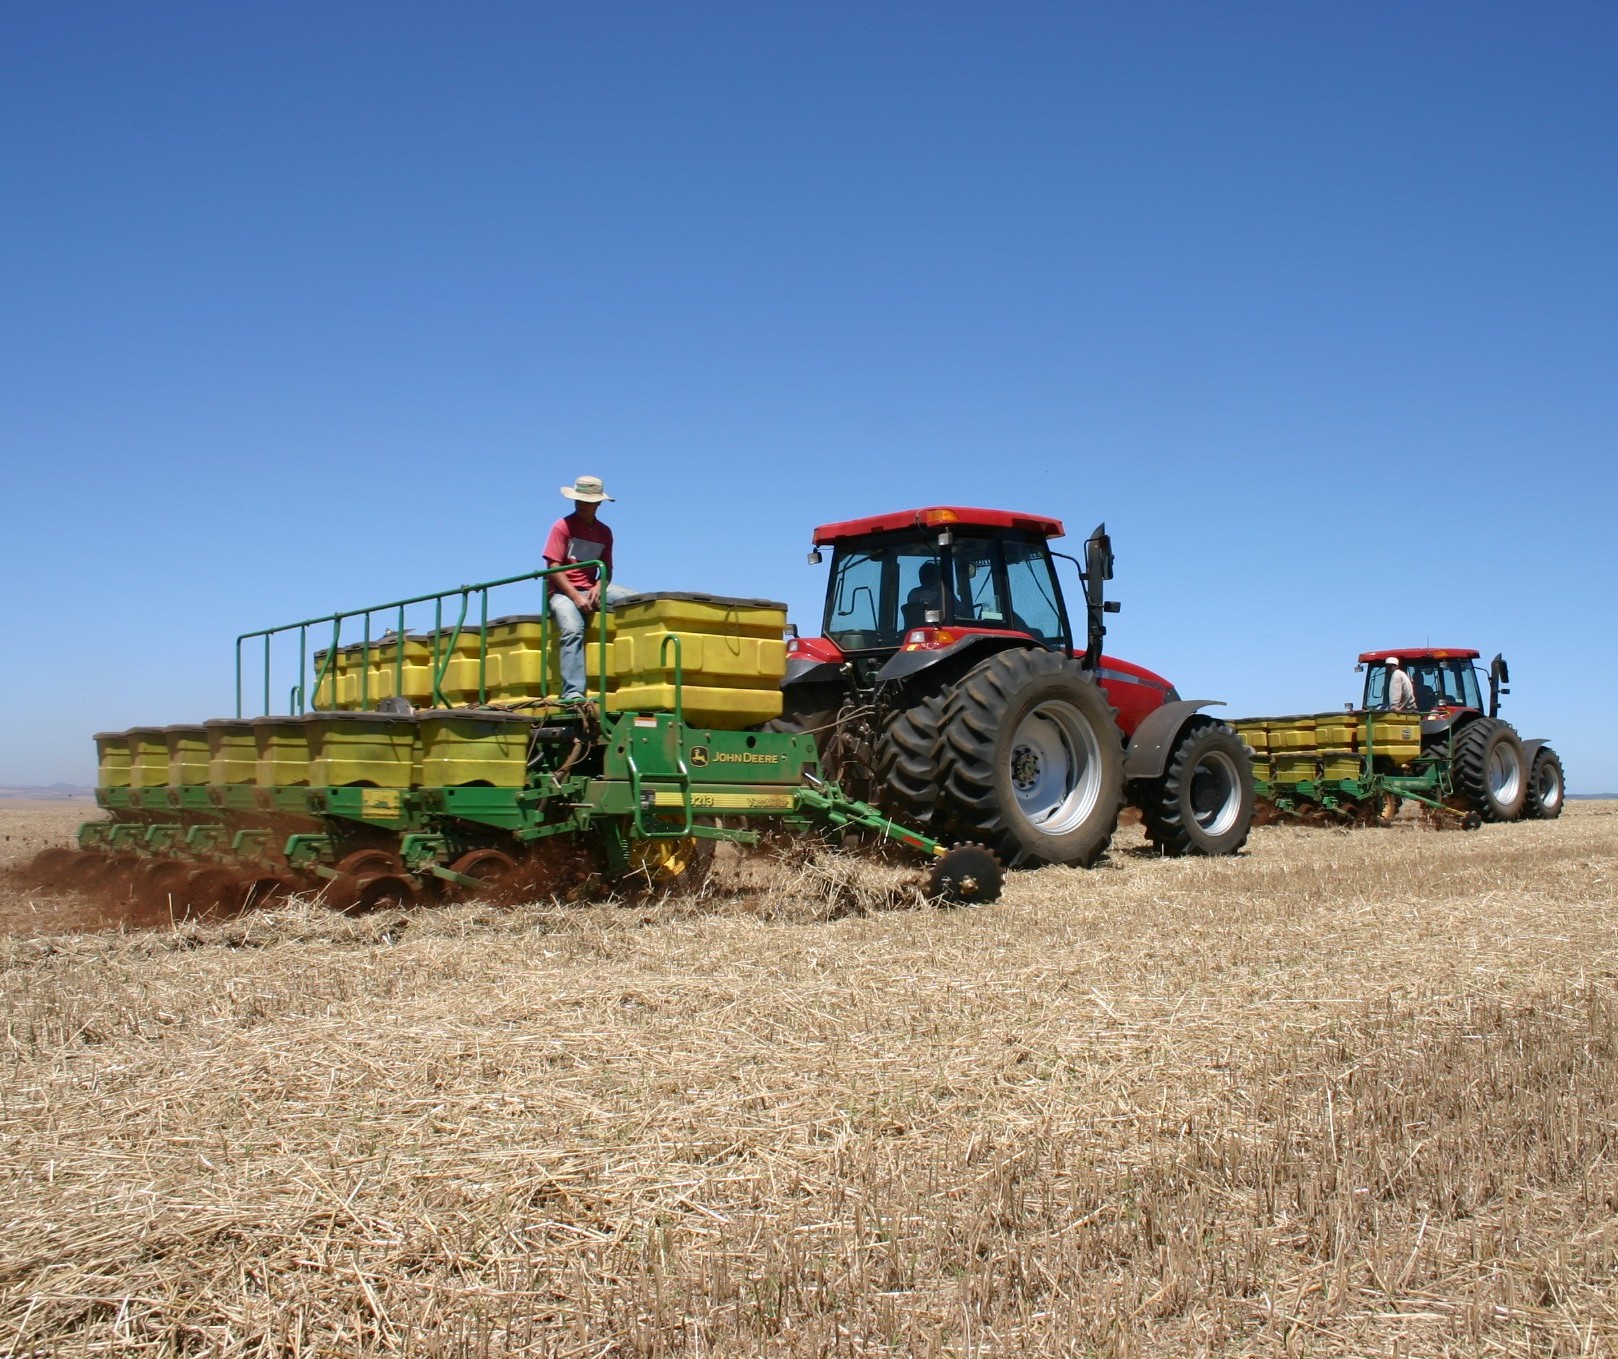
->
[825, 532, 1069, 652]
[1363, 658, 1484, 711]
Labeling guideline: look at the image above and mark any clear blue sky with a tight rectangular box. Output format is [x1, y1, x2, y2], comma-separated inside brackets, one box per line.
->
[3, 2, 1615, 789]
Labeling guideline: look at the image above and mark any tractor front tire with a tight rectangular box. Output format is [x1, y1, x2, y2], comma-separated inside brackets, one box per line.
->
[1137, 718, 1255, 856]
[938, 649, 1124, 868]
[1451, 718, 1527, 823]
[1524, 746, 1565, 821]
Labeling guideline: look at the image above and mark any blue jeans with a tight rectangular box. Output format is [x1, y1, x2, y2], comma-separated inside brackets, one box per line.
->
[550, 583, 632, 698]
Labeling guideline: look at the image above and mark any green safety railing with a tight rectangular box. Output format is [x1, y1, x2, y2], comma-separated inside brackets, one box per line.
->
[235, 563, 612, 718]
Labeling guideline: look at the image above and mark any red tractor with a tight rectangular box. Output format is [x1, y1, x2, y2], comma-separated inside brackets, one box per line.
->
[1359, 647, 1564, 821]
[776, 506, 1255, 869]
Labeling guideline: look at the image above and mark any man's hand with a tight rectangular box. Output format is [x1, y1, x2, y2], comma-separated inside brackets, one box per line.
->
[547, 568, 596, 614]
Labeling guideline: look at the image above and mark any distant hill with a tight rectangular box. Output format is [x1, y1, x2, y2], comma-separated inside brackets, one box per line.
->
[0, 784, 94, 799]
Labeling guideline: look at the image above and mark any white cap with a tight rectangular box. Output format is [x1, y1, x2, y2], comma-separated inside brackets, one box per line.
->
[1384, 656, 1401, 666]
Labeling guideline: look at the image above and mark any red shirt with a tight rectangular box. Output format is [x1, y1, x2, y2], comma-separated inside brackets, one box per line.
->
[544, 513, 614, 592]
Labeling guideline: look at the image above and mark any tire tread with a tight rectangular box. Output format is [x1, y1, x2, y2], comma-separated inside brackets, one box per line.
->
[1451, 718, 1527, 823]
[1138, 717, 1255, 856]
[938, 649, 1124, 867]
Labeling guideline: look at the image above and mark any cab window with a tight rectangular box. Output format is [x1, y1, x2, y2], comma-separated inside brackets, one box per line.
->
[947, 536, 1002, 625]
[1369, 658, 1483, 711]
[1001, 538, 1067, 647]
[1407, 659, 1478, 711]
[825, 540, 941, 650]
[826, 549, 882, 644]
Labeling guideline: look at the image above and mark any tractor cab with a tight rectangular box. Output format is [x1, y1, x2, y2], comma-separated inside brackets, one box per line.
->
[799, 506, 1120, 688]
[1359, 648, 1508, 717]
[790, 507, 1178, 740]
[816, 508, 1071, 664]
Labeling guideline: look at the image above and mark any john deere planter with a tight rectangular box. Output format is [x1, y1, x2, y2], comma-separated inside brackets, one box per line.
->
[1232, 647, 1563, 829]
[36, 568, 1003, 916]
[1230, 710, 1483, 827]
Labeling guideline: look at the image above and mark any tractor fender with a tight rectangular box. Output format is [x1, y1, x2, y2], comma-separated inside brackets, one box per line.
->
[874, 633, 1038, 686]
[1122, 700, 1226, 781]
[783, 657, 845, 688]
[1519, 737, 1547, 763]
[1421, 711, 1465, 738]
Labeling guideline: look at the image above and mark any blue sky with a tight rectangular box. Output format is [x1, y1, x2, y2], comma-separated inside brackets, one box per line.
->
[3, 1, 1615, 789]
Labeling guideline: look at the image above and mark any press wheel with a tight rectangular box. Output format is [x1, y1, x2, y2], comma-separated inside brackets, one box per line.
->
[446, 849, 520, 902]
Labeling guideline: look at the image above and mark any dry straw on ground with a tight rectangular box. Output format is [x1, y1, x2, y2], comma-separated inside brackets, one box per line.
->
[2, 799, 1616, 1356]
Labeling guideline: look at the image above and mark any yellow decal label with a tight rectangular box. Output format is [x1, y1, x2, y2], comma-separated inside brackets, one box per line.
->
[652, 791, 795, 811]
[360, 789, 402, 817]
[687, 746, 783, 768]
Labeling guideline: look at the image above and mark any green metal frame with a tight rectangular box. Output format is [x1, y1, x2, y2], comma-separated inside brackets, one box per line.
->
[234, 561, 612, 717]
[81, 714, 951, 887]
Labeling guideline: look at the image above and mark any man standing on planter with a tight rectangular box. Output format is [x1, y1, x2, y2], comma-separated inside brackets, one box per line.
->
[546, 475, 631, 702]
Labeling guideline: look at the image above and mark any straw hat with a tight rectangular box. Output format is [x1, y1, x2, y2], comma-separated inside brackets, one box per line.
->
[561, 475, 614, 503]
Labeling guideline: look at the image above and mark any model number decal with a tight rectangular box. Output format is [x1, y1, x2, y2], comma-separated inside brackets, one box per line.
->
[652, 791, 795, 811]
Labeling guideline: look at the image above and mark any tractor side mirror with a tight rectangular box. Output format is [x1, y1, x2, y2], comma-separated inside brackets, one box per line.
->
[1084, 525, 1114, 592]
[807, 548, 823, 566]
[1488, 653, 1509, 718]
[1080, 523, 1115, 667]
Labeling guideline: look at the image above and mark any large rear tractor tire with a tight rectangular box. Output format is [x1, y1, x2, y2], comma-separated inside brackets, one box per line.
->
[1136, 718, 1255, 856]
[938, 649, 1124, 868]
[874, 687, 950, 829]
[1451, 718, 1527, 823]
[1524, 746, 1565, 821]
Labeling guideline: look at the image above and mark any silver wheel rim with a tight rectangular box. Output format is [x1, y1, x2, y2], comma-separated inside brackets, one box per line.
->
[1538, 762, 1562, 811]
[1487, 741, 1522, 805]
[1007, 700, 1103, 836]
[1189, 749, 1243, 837]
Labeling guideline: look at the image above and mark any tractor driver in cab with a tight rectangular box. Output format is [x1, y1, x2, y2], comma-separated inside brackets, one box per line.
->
[903, 560, 946, 630]
[1384, 656, 1417, 713]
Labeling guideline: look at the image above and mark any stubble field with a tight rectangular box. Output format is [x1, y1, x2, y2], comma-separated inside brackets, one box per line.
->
[2, 798, 1616, 1356]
